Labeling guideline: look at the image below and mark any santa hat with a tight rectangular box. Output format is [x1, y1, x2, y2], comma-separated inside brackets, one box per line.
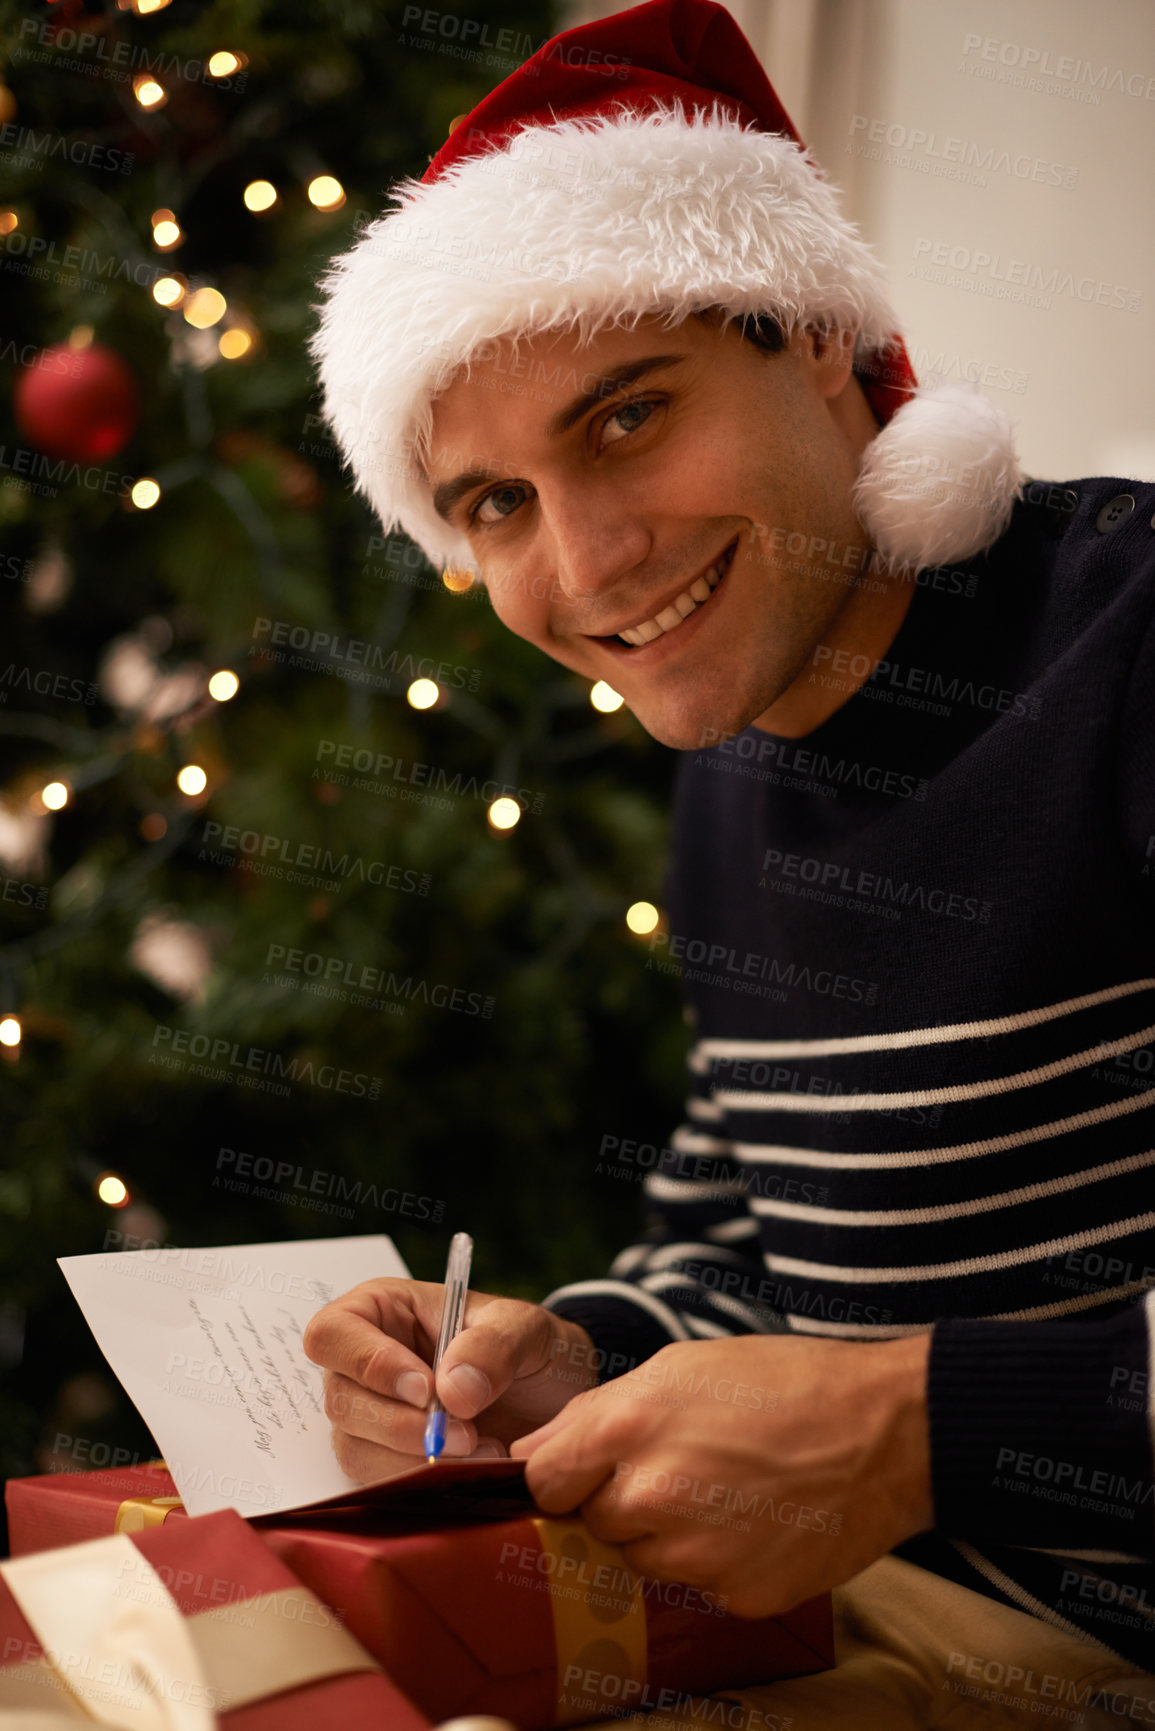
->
[310, 0, 1022, 578]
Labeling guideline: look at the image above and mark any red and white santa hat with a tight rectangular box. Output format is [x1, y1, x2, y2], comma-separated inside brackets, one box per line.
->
[310, 0, 1022, 578]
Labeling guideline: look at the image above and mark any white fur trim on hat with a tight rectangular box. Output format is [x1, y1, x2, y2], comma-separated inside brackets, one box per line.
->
[853, 383, 1024, 572]
[310, 102, 1021, 578]
[310, 102, 901, 575]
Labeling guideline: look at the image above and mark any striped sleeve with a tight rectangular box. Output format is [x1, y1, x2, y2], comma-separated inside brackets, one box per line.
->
[929, 1291, 1155, 1555]
[542, 1056, 790, 1384]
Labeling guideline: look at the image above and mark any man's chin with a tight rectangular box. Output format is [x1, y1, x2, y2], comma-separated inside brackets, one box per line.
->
[628, 697, 762, 753]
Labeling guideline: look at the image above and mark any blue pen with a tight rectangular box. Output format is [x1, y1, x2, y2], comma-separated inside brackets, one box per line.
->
[423, 1232, 473, 1463]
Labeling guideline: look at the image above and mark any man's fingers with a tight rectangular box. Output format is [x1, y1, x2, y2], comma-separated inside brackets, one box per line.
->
[305, 1294, 431, 1400]
[436, 1297, 559, 1418]
[509, 1390, 590, 1457]
[322, 1371, 477, 1456]
[332, 1430, 416, 1485]
[615, 1533, 719, 1595]
[574, 1484, 657, 1548]
[331, 1429, 506, 1486]
[520, 1403, 621, 1513]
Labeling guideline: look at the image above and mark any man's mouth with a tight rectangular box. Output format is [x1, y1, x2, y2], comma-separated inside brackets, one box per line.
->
[592, 538, 739, 650]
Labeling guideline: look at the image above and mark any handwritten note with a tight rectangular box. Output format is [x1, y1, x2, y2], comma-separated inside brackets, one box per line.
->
[58, 1235, 410, 1518]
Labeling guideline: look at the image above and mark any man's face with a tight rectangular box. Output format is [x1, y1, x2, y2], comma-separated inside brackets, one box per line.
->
[424, 313, 872, 749]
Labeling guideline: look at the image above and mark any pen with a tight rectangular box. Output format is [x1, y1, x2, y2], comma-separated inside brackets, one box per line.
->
[423, 1231, 473, 1463]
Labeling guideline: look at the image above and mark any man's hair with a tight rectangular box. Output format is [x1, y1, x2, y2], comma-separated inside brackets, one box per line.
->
[735, 311, 788, 355]
[692, 303, 787, 355]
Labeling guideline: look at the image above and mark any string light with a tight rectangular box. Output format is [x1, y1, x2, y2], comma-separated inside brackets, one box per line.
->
[406, 678, 439, 710]
[151, 210, 183, 249]
[590, 681, 624, 713]
[140, 814, 167, 841]
[207, 51, 246, 77]
[243, 180, 277, 213]
[130, 478, 161, 510]
[208, 670, 239, 701]
[0, 1016, 21, 1048]
[307, 175, 345, 212]
[132, 74, 167, 109]
[183, 287, 227, 329]
[626, 901, 660, 935]
[152, 275, 186, 308]
[41, 781, 69, 811]
[441, 567, 476, 595]
[488, 797, 521, 831]
[68, 326, 94, 351]
[218, 327, 253, 361]
[135, 0, 174, 13]
[0, 211, 17, 236]
[177, 765, 207, 796]
[96, 1173, 130, 1207]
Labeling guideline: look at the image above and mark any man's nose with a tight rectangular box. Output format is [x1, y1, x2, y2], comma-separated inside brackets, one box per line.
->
[540, 484, 652, 604]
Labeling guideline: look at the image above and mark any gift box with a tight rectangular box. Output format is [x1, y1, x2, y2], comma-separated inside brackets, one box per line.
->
[7, 1463, 834, 1728]
[6, 1459, 189, 1554]
[0, 1502, 430, 1730]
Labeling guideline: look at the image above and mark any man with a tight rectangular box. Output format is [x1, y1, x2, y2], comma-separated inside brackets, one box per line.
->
[303, 0, 1155, 1719]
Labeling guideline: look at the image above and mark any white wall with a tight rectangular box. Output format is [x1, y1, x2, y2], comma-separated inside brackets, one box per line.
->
[560, 0, 1155, 481]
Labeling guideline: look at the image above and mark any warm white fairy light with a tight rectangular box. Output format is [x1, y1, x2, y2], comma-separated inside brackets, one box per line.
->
[183, 287, 227, 329]
[177, 765, 207, 796]
[208, 670, 239, 701]
[218, 327, 253, 360]
[97, 1174, 130, 1206]
[488, 797, 521, 831]
[407, 678, 439, 710]
[152, 217, 182, 250]
[307, 175, 345, 212]
[590, 681, 624, 713]
[153, 276, 186, 308]
[626, 901, 660, 935]
[41, 781, 69, 811]
[131, 479, 161, 510]
[243, 180, 277, 213]
[133, 75, 167, 108]
[0, 1016, 21, 1047]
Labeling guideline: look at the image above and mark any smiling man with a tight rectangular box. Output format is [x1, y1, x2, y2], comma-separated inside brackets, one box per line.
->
[304, 0, 1155, 1720]
[424, 314, 910, 750]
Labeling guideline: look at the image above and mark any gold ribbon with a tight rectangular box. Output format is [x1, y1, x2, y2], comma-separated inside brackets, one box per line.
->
[531, 1517, 647, 1725]
[114, 1497, 184, 1535]
[0, 1533, 378, 1730]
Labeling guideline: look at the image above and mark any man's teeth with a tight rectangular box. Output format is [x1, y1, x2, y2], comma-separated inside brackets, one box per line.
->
[618, 549, 730, 646]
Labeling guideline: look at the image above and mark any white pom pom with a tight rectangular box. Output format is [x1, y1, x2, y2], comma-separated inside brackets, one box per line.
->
[853, 383, 1023, 573]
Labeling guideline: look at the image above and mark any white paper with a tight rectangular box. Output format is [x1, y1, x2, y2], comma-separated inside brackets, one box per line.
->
[58, 1235, 410, 1520]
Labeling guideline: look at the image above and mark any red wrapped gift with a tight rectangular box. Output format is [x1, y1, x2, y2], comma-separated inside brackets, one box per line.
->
[7, 1462, 834, 1729]
[0, 1503, 430, 1729]
[6, 1459, 189, 1554]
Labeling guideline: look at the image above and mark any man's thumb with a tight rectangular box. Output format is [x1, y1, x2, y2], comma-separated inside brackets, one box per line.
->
[435, 1300, 544, 1417]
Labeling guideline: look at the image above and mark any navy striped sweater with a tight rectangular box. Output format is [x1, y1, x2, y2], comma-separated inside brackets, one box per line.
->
[544, 476, 1155, 1669]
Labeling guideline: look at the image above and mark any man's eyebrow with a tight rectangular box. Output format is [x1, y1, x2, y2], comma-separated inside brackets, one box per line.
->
[429, 353, 689, 526]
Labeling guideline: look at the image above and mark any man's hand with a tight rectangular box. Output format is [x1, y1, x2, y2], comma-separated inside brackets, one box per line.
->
[302, 1279, 600, 1482]
[509, 1332, 933, 1618]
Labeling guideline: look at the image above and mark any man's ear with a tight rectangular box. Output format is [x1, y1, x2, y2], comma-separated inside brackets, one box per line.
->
[799, 325, 857, 400]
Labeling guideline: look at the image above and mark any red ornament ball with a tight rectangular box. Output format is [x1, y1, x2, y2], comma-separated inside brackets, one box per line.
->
[14, 343, 140, 463]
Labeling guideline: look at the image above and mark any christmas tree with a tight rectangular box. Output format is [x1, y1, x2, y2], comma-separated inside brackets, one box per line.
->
[0, 0, 688, 1507]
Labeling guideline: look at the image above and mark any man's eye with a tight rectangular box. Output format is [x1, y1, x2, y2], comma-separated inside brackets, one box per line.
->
[468, 399, 659, 528]
[601, 398, 656, 445]
[472, 484, 528, 526]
